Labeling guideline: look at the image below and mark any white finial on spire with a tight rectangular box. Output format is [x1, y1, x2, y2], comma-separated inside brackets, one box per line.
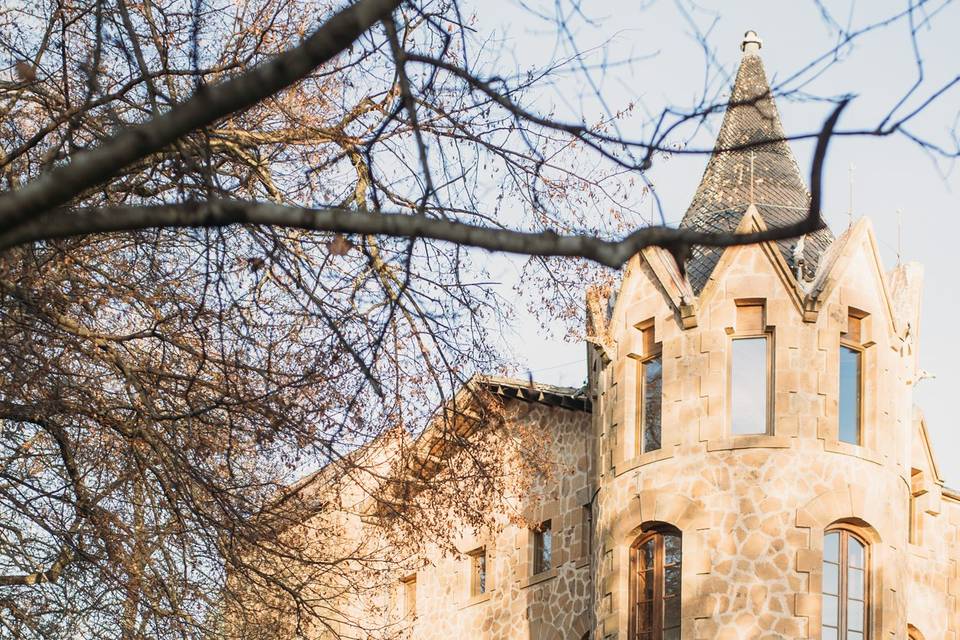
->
[741, 30, 763, 55]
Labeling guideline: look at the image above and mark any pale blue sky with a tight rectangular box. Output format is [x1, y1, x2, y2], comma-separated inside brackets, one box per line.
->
[481, 1, 959, 485]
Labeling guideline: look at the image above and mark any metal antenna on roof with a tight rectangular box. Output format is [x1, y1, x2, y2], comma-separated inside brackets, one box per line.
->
[847, 163, 855, 228]
[749, 150, 756, 204]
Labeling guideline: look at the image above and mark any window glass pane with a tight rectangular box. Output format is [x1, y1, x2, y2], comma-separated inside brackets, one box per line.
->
[664, 533, 681, 566]
[847, 600, 865, 632]
[641, 539, 654, 570]
[731, 337, 768, 434]
[664, 596, 680, 628]
[848, 633, 863, 640]
[642, 357, 663, 452]
[823, 562, 839, 595]
[847, 537, 865, 569]
[541, 526, 552, 571]
[663, 629, 680, 640]
[637, 601, 653, 631]
[821, 627, 838, 640]
[824, 532, 840, 562]
[839, 346, 861, 444]
[664, 566, 681, 596]
[821, 594, 838, 626]
[476, 553, 486, 594]
[643, 568, 654, 600]
[847, 567, 863, 599]
[535, 521, 552, 574]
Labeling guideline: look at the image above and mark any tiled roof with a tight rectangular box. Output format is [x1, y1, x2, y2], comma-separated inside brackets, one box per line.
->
[476, 375, 591, 412]
[680, 41, 834, 293]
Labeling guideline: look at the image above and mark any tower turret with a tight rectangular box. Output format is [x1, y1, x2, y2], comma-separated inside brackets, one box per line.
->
[680, 30, 834, 292]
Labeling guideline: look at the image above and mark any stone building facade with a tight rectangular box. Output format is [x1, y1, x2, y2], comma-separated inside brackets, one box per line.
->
[289, 32, 959, 640]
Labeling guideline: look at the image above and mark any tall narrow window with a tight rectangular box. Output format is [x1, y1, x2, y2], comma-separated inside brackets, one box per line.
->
[534, 520, 552, 574]
[469, 547, 487, 596]
[582, 504, 593, 560]
[731, 336, 769, 434]
[636, 323, 662, 456]
[840, 312, 865, 445]
[822, 529, 868, 640]
[401, 574, 417, 617]
[639, 354, 663, 453]
[909, 469, 924, 545]
[839, 345, 862, 445]
[630, 528, 681, 640]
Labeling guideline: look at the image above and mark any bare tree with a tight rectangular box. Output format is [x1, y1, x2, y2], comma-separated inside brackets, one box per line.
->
[0, 0, 955, 637]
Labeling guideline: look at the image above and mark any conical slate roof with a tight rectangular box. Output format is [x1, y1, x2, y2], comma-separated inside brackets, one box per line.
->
[680, 31, 834, 293]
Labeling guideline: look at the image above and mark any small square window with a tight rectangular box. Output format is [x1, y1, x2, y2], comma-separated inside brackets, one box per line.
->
[469, 547, 487, 596]
[534, 520, 552, 574]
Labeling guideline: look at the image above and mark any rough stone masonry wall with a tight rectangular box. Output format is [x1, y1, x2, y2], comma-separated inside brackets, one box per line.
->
[400, 400, 594, 640]
[590, 224, 959, 640]
[903, 473, 960, 640]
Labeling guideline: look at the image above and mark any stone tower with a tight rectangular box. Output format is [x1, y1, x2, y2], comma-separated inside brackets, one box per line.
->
[263, 31, 958, 640]
[585, 30, 956, 640]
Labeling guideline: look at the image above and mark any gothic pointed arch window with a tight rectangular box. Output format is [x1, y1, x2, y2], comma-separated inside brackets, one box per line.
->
[629, 527, 681, 639]
[822, 527, 869, 639]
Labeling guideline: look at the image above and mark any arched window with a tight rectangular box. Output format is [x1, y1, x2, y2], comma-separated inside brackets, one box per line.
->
[822, 528, 868, 639]
[629, 528, 681, 639]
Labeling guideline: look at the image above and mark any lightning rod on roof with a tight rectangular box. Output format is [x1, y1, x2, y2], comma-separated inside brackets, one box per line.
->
[897, 209, 903, 265]
[848, 163, 855, 228]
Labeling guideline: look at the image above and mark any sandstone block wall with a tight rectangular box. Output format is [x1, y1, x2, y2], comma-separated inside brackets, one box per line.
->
[587, 218, 958, 639]
[400, 401, 595, 640]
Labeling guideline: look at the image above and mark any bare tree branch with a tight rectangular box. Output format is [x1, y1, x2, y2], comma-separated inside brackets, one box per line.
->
[2, 101, 847, 269]
[0, 0, 403, 231]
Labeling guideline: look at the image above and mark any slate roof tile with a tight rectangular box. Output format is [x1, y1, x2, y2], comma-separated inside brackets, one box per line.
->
[680, 41, 834, 293]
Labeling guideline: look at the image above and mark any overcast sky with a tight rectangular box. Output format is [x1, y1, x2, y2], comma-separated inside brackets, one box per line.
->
[481, 1, 959, 486]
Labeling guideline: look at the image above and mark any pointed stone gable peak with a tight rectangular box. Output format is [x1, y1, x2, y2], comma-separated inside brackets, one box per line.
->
[680, 31, 834, 293]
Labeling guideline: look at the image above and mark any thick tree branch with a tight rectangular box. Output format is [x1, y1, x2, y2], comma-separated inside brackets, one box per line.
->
[0, 197, 815, 269]
[0, 101, 846, 269]
[0, 0, 403, 231]
[0, 547, 74, 586]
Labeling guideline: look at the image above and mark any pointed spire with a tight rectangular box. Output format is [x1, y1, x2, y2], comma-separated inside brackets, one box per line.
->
[679, 31, 834, 293]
